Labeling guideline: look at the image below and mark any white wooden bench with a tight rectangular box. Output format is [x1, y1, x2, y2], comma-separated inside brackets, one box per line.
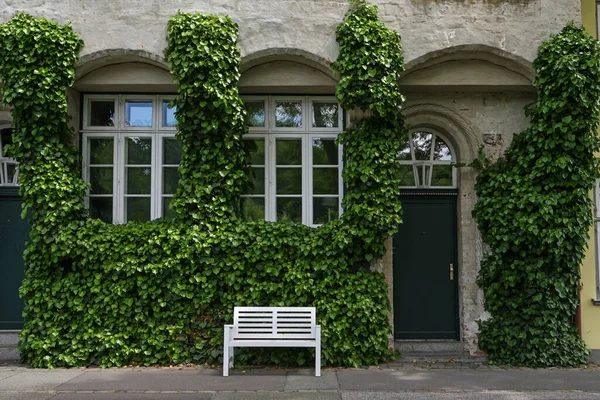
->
[223, 306, 321, 377]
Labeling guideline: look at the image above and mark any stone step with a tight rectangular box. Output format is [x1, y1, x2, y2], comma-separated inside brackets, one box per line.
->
[395, 339, 465, 354]
[0, 332, 20, 361]
[394, 352, 488, 364]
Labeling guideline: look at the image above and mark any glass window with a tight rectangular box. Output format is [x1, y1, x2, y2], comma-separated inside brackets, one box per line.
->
[241, 96, 343, 226]
[0, 128, 18, 186]
[397, 131, 456, 188]
[83, 95, 179, 223]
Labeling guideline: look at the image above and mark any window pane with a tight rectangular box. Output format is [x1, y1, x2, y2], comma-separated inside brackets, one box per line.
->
[126, 167, 152, 194]
[162, 101, 177, 127]
[313, 168, 338, 195]
[241, 197, 265, 221]
[89, 138, 114, 165]
[89, 100, 115, 127]
[163, 197, 176, 220]
[312, 102, 339, 128]
[397, 140, 411, 161]
[163, 167, 179, 194]
[0, 128, 13, 157]
[413, 132, 433, 160]
[415, 164, 432, 187]
[89, 197, 112, 223]
[245, 101, 265, 127]
[163, 138, 182, 165]
[431, 165, 453, 187]
[89, 167, 113, 194]
[125, 101, 153, 127]
[433, 137, 453, 161]
[247, 167, 265, 195]
[399, 164, 415, 186]
[276, 168, 302, 195]
[243, 139, 265, 165]
[276, 139, 302, 165]
[313, 197, 339, 224]
[312, 138, 338, 165]
[126, 197, 151, 222]
[276, 197, 302, 223]
[275, 101, 302, 128]
[126, 137, 152, 165]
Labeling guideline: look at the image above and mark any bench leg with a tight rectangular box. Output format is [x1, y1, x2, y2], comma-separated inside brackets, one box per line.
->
[230, 347, 234, 369]
[315, 326, 321, 377]
[223, 329, 230, 377]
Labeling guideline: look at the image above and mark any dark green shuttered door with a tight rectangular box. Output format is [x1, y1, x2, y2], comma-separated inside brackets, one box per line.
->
[0, 187, 28, 329]
[393, 193, 458, 339]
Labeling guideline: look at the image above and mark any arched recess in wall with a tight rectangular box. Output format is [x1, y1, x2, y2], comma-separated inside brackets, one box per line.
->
[240, 48, 337, 94]
[401, 44, 535, 93]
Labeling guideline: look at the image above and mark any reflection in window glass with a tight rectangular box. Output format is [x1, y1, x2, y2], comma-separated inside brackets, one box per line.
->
[431, 165, 453, 186]
[90, 197, 113, 223]
[243, 139, 265, 165]
[276, 139, 302, 165]
[277, 197, 302, 223]
[398, 165, 414, 186]
[241, 197, 265, 221]
[312, 102, 339, 128]
[89, 138, 114, 165]
[125, 101, 153, 127]
[276, 168, 302, 195]
[245, 102, 265, 127]
[126, 197, 151, 222]
[162, 101, 177, 127]
[313, 197, 339, 225]
[312, 138, 338, 165]
[89, 167, 113, 194]
[413, 132, 433, 160]
[275, 101, 302, 127]
[89, 101, 115, 127]
[397, 140, 411, 161]
[433, 137, 452, 161]
[163, 138, 182, 165]
[126, 137, 152, 165]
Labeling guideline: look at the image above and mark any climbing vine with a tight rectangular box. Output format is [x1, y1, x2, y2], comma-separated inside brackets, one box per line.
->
[1, 2, 406, 368]
[473, 24, 600, 366]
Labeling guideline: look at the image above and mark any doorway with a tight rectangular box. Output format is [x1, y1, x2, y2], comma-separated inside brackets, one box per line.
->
[393, 193, 458, 339]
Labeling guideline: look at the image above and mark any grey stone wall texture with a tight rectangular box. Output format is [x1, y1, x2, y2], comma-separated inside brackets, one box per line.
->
[0, 0, 582, 356]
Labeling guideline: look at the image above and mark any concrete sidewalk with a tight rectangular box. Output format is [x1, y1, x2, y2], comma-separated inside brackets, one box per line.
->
[1, 361, 600, 399]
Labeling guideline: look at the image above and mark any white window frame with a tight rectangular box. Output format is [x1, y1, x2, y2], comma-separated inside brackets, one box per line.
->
[0, 126, 19, 186]
[82, 94, 178, 224]
[242, 96, 344, 226]
[398, 129, 457, 189]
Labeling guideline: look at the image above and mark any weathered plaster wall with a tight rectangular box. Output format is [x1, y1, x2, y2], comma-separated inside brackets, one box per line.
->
[0, 0, 579, 65]
[579, 0, 600, 363]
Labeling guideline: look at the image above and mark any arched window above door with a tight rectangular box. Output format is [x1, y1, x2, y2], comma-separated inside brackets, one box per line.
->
[398, 131, 456, 188]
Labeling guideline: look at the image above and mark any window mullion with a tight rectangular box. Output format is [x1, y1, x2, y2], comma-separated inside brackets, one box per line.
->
[116, 134, 124, 224]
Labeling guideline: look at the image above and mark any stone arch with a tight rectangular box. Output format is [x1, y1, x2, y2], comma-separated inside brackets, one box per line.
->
[240, 48, 336, 94]
[403, 103, 482, 164]
[76, 49, 169, 80]
[401, 44, 535, 93]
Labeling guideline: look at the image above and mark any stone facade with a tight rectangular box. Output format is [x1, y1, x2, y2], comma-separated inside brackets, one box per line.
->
[0, 0, 582, 357]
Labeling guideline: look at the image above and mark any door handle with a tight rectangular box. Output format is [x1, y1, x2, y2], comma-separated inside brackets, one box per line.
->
[450, 263, 454, 281]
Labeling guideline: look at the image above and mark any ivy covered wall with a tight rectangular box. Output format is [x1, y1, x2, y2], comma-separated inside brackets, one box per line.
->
[0, 1, 406, 368]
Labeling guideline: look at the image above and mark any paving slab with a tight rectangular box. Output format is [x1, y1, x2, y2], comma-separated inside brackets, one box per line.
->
[212, 391, 341, 400]
[52, 393, 213, 400]
[341, 391, 600, 400]
[56, 368, 287, 392]
[0, 368, 86, 391]
[285, 370, 338, 391]
[0, 370, 22, 381]
[336, 368, 600, 391]
[0, 393, 56, 400]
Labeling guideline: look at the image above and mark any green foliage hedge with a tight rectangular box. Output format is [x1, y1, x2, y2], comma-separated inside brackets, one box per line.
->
[0, 2, 406, 368]
[473, 24, 600, 366]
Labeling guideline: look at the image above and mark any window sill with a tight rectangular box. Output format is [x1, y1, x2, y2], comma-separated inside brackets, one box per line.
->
[593, 299, 600, 306]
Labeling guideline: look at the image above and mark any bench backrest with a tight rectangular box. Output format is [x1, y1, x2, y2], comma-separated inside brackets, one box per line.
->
[233, 307, 316, 340]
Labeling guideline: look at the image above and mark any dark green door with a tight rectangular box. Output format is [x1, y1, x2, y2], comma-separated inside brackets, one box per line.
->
[0, 187, 28, 330]
[393, 194, 458, 339]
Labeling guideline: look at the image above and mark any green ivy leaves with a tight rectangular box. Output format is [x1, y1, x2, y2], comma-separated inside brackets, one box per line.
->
[473, 24, 600, 367]
[5, 3, 405, 369]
